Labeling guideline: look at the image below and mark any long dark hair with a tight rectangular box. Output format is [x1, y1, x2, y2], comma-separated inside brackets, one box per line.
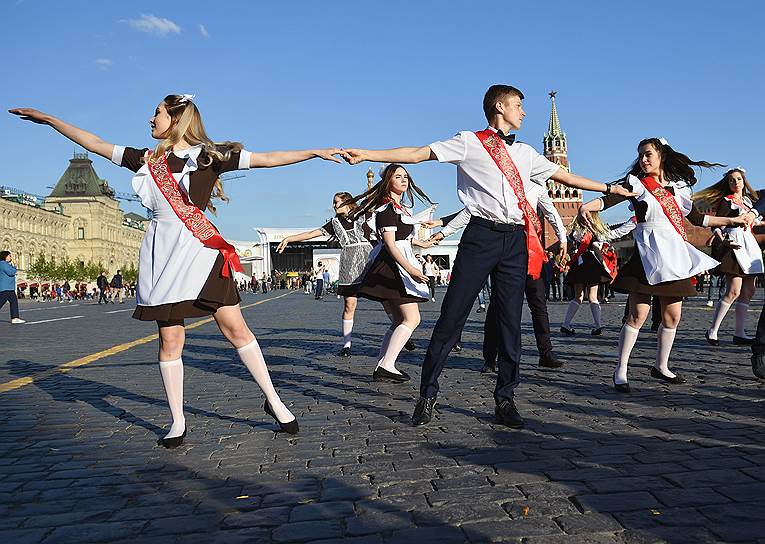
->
[346, 164, 433, 220]
[693, 168, 758, 206]
[0, 251, 9, 261]
[626, 138, 723, 186]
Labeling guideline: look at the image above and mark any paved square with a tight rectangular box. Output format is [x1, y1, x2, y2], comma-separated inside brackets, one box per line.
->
[1, 290, 763, 543]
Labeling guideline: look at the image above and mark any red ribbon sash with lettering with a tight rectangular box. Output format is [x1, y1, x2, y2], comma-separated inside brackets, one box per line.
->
[474, 130, 546, 279]
[601, 244, 618, 281]
[146, 153, 243, 278]
[571, 231, 593, 265]
[640, 176, 688, 242]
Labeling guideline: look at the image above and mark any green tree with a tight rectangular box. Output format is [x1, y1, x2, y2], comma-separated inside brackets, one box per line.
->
[122, 262, 138, 283]
[28, 253, 49, 280]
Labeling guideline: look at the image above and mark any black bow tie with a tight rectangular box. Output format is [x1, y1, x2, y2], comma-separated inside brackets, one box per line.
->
[496, 129, 515, 145]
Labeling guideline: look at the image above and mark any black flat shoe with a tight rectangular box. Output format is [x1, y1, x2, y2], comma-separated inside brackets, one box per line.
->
[480, 363, 498, 374]
[412, 396, 436, 426]
[337, 346, 352, 357]
[264, 401, 299, 434]
[591, 327, 603, 336]
[612, 374, 630, 393]
[560, 326, 576, 336]
[495, 400, 524, 429]
[403, 340, 416, 352]
[158, 428, 187, 449]
[733, 335, 755, 345]
[372, 366, 410, 383]
[650, 367, 687, 384]
[705, 331, 720, 346]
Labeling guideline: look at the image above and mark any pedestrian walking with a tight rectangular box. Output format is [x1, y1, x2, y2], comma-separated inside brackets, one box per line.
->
[0, 251, 25, 324]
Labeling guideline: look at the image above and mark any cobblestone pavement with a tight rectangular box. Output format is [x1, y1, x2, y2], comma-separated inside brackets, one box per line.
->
[1, 290, 764, 543]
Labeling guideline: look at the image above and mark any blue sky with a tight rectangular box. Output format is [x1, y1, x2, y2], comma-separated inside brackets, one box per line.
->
[3, 1, 763, 240]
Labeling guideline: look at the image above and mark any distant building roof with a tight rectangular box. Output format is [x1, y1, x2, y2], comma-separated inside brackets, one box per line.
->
[123, 212, 148, 222]
[47, 152, 115, 199]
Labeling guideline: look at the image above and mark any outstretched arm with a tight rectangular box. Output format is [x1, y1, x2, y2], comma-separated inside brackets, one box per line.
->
[249, 148, 346, 168]
[342, 146, 435, 165]
[10, 108, 115, 160]
[276, 228, 325, 253]
[551, 169, 635, 197]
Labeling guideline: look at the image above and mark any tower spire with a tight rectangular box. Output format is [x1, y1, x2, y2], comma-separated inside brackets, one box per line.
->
[547, 90, 562, 137]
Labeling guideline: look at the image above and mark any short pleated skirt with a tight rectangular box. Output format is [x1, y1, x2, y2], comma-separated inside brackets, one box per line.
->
[611, 248, 696, 297]
[355, 248, 428, 303]
[132, 253, 241, 321]
[564, 253, 611, 286]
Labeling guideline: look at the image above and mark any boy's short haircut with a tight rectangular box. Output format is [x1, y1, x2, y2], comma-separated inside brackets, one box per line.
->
[483, 85, 525, 122]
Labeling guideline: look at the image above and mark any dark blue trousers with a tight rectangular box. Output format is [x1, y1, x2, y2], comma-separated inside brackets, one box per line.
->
[420, 219, 527, 403]
[0, 290, 20, 319]
[752, 305, 765, 356]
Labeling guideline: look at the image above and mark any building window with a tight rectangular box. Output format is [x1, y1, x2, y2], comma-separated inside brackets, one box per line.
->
[78, 227, 85, 239]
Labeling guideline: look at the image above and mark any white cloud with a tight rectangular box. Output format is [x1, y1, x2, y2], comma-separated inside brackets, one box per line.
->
[199, 24, 209, 38]
[94, 58, 113, 70]
[124, 14, 181, 36]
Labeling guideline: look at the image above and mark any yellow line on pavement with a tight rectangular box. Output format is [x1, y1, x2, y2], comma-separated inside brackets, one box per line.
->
[0, 292, 293, 394]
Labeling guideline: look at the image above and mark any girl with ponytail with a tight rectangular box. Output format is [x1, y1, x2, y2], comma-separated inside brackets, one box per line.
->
[11, 96, 345, 447]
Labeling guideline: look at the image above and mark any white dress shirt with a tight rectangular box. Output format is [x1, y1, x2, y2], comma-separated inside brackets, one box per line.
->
[429, 127, 560, 225]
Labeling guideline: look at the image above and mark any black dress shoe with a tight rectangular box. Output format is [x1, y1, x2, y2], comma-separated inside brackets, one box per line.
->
[650, 367, 687, 384]
[158, 428, 187, 449]
[451, 344, 463, 353]
[539, 355, 564, 369]
[495, 400, 524, 429]
[591, 327, 603, 336]
[612, 374, 630, 393]
[403, 340, 416, 351]
[560, 326, 576, 336]
[373, 366, 410, 383]
[480, 363, 498, 374]
[751, 354, 765, 379]
[705, 331, 720, 346]
[337, 346, 352, 357]
[733, 335, 755, 345]
[264, 401, 299, 434]
[412, 396, 437, 426]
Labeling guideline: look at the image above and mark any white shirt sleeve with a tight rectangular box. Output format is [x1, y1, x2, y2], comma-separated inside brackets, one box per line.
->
[537, 195, 566, 243]
[238, 149, 252, 170]
[529, 147, 561, 186]
[441, 208, 472, 237]
[429, 132, 469, 165]
[111, 145, 125, 166]
[606, 217, 637, 240]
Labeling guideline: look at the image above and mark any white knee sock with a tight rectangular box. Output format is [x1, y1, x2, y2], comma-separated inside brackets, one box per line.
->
[158, 358, 185, 439]
[377, 324, 413, 374]
[655, 325, 677, 377]
[377, 325, 396, 362]
[563, 301, 581, 328]
[614, 324, 640, 384]
[342, 319, 353, 348]
[590, 302, 602, 328]
[237, 339, 294, 423]
[708, 299, 732, 339]
[735, 302, 751, 338]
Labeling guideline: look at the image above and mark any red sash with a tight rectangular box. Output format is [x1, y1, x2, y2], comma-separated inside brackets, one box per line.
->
[474, 130, 546, 279]
[571, 231, 593, 264]
[601, 243, 618, 280]
[640, 176, 688, 242]
[725, 195, 752, 231]
[146, 153, 243, 278]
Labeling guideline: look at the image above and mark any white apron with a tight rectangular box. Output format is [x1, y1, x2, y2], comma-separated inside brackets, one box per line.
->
[721, 196, 764, 275]
[625, 175, 720, 285]
[131, 145, 219, 307]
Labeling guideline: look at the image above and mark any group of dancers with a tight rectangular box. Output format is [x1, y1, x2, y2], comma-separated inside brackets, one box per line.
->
[10, 83, 763, 449]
